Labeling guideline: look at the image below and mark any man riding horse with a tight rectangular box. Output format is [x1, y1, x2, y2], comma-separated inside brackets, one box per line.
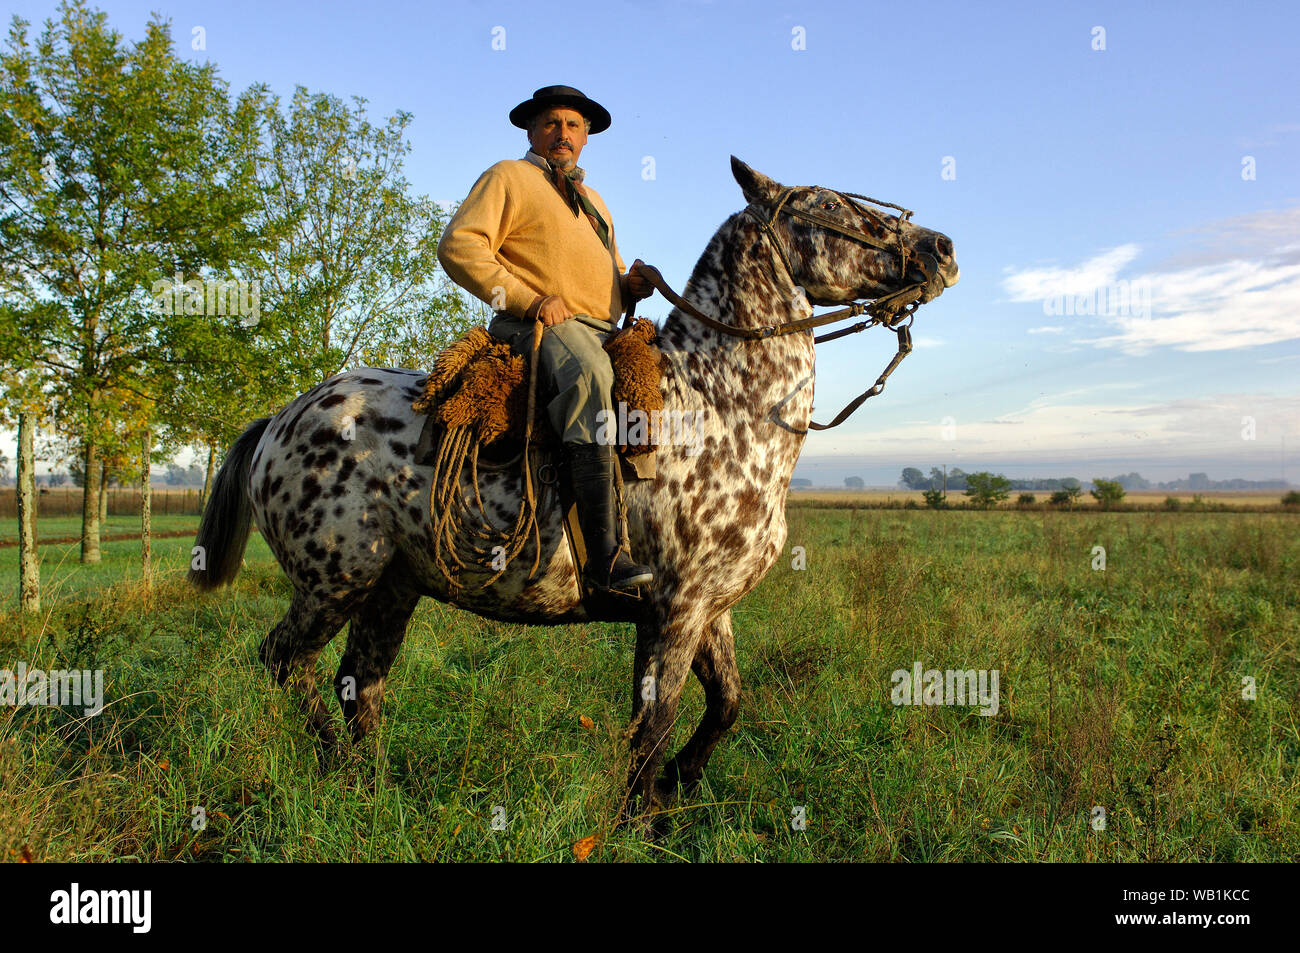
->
[437, 85, 655, 595]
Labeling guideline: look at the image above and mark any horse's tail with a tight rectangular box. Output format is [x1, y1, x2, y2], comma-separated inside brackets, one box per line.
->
[188, 417, 271, 592]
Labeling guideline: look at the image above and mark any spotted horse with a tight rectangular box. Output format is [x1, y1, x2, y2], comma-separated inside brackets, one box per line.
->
[190, 158, 960, 820]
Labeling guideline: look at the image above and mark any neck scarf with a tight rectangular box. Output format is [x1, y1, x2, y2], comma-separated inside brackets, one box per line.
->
[524, 150, 610, 249]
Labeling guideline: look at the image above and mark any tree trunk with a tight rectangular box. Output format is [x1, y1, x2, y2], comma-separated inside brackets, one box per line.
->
[81, 439, 101, 563]
[98, 458, 109, 523]
[201, 445, 216, 511]
[141, 428, 152, 587]
[17, 412, 40, 614]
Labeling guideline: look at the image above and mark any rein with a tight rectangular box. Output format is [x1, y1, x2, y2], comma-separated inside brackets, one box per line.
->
[629, 185, 943, 430]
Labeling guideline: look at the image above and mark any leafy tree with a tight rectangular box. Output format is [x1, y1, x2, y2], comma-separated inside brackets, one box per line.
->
[963, 471, 1011, 509]
[1090, 478, 1126, 509]
[900, 467, 926, 489]
[1017, 493, 1036, 505]
[925, 467, 967, 490]
[1, 1, 262, 561]
[844, 476, 864, 489]
[1283, 491, 1300, 506]
[239, 83, 476, 393]
[1050, 485, 1083, 507]
[922, 488, 946, 509]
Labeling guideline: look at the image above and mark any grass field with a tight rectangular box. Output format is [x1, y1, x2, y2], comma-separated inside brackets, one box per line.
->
[2, 507, 1297, 861]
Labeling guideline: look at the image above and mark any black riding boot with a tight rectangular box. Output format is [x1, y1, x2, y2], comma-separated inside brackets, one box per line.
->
[565, 442, 654, 592]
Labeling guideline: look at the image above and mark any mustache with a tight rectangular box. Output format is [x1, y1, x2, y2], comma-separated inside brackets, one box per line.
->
[551, 140, 573, 150]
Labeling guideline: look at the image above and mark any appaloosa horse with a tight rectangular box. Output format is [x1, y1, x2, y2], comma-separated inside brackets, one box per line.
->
[190, 157, 959, 816]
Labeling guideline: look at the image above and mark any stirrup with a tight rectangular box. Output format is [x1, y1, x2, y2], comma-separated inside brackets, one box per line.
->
[588, 548, 653, 594]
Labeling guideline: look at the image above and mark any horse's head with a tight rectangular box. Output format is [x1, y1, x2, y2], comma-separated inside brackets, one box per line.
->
[731, 157, 959, 311]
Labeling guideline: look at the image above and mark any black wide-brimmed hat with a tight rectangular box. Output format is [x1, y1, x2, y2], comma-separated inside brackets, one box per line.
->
[509, 85, 611, 134]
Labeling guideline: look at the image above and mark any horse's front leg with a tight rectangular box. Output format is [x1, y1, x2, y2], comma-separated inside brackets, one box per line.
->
[658, 609, 740, 797]
[622, 612, 705, 825]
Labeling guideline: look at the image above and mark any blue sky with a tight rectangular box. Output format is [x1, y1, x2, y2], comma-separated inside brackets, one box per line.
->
[6, 0, 1299, 485]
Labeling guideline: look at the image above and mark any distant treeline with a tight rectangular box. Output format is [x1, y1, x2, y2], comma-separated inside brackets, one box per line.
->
[898, 468, 1080, 492]
[897, 468, 1288, 492]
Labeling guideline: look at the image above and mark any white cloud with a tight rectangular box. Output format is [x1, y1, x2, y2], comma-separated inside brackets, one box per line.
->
[1001, 245, 1140, 303]
[1002, 209, 1300, 354]
[1027, 325, 1064, 334]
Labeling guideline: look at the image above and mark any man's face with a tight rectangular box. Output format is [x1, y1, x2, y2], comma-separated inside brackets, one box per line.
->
[528, 107, 588, 171]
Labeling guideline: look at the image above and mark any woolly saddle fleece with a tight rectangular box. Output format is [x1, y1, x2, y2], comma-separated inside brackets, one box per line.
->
[412, 318, 665, 459]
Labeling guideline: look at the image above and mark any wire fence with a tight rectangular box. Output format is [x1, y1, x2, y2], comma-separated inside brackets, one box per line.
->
[0, 487, 205, 518]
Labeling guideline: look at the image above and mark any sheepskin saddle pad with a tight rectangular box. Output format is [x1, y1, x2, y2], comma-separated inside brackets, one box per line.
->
[411, 318, 665, 457]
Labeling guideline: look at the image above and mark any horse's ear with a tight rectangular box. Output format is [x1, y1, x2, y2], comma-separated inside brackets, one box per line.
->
[730, 156, 782, 206]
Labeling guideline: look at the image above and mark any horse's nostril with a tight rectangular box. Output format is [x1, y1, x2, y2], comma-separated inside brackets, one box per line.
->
[935, 236, 952, 259]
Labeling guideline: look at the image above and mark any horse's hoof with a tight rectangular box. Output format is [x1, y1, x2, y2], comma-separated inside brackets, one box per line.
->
[654, 761, 700, 804]
[654, 775, 682, 805]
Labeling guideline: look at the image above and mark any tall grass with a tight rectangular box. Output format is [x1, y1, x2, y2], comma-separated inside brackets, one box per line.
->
[2, 509, 1296, 861]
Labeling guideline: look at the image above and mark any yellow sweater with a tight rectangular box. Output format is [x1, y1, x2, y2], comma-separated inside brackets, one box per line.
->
[437, 157, 626, 321]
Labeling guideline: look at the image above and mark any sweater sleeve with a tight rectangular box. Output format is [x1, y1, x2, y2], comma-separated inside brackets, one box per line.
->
[437, 163, 540, 316]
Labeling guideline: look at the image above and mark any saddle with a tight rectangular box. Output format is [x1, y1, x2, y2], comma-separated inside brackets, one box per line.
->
[412, 318, 665, 473]
[409, 317, 664, 610]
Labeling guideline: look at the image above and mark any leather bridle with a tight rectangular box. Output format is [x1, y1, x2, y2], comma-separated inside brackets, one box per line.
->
[630, 185, 948, 430]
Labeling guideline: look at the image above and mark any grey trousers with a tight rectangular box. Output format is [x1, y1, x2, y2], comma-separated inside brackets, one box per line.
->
[487, 312, 614, 445]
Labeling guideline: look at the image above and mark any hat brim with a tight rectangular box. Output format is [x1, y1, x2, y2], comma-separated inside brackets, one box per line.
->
[510, 94, 611, 134]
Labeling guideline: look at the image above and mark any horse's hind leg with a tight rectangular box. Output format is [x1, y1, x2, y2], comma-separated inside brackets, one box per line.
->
[334, 565, 422, 744]
[658, 610, 741, 796]
[259, 590, 353, 748]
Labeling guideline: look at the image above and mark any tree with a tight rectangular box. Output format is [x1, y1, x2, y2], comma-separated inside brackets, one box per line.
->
[922, 488, 946, 509]
[1090, 478, 1126, 509]
[1018, 493, 1036, 505]
[963, 471, 1011, 509]
[900, 467, 926, 489]
[844, 476, 864, 489]
[239, 83, 476, 391]
[0, 301, 50, 615]
[1050, 485, 1082, 507]
[1, 1, 263, 562]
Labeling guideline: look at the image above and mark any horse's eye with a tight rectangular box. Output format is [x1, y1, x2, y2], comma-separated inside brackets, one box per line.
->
[820, 200, 839, 211]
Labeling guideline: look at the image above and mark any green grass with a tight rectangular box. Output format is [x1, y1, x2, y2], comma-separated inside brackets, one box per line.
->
[0, 514, 201, 544]
[0, 517, 203, 606]
[2, 508, 1297, 861]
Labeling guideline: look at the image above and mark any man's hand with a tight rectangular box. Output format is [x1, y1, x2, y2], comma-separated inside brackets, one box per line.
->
[527, 294, 574, 327]
[622, 261, 654, 301]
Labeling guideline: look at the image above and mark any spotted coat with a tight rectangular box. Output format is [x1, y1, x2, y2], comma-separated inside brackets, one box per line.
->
[192, 158, 960, 815]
